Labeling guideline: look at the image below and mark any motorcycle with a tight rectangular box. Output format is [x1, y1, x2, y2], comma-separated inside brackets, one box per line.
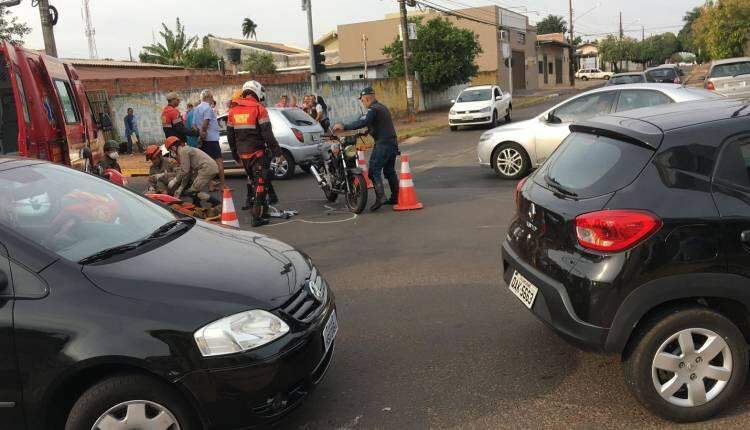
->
[310, 134, 368, 214]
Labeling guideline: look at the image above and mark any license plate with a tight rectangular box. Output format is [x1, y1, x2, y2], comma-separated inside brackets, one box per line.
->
[508, 271, 539, 309]
[462, 115, 473, 120]
[322, 310, 338, 353]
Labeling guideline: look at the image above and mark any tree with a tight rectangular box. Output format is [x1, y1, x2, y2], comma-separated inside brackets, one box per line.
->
[599, 36, 638, 72]
[0, 6, 31, 45]
[242, 18, 258, 40]
[243, 51, 276, 75]
[536, 15, 567, 35]
[383, 18, 482, 92]
[140, 18, 198, 65]
[678, 7, 703, 55]
[693, 0, 750, 60]
[182, 47, 219, 69]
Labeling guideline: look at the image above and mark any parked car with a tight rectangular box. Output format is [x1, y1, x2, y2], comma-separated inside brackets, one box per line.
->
[646, 65, 683, 84]
[218, 107, 324, 179]
[0, 157, 337, 429]
[705, 57, 750, 98]
[503, 97, 750, 422]
[477, 84, 720, 179]
[575, 68, 613, 81]
[606, 72, 648, 86]
[448, 85, 512, 130]
[0, 41, 105, 171]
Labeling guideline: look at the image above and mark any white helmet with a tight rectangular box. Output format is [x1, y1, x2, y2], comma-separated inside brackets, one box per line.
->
[242, 80, 265, 102]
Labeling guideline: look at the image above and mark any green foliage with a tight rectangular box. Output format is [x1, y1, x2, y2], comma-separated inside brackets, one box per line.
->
[140, 18, 198, 65]
[242, 18, 258, 40]
[536, 15, 567, 35]
[243, 51, 276, 75]
[636, 33, 681, 66]
[0, 6, 30, 45]
[382, 18, 482, 92]
[182, 47, 219, 69]
[599, 36, 638, 72]
[678, 7, 703, 56]
[693, 0, 750, 60]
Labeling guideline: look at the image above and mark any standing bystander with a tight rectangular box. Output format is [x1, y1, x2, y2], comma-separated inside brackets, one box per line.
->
[123, 108, 142, 154]
[275, 94, 289, 108]
[195, 90, 226, 190]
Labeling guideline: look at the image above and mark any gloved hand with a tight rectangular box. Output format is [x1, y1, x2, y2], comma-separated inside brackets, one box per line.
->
[168, 178, 177, 190]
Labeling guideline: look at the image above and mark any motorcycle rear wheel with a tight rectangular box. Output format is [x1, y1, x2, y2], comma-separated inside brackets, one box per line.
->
[346, 173, 368, 214]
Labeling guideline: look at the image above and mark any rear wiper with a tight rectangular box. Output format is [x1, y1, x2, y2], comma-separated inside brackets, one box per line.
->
[78, 218, 194, 265]
[545, 175, 578, 197]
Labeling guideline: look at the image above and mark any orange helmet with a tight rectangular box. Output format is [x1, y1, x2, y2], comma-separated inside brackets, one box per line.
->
[164, 136, 182, 151]
[230, 89, 243, 107]
[145, 145, 161, 161]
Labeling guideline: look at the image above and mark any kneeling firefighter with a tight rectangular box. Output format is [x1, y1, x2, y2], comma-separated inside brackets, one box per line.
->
[164, 136, 220, 207]
[226, 80, 284, 227]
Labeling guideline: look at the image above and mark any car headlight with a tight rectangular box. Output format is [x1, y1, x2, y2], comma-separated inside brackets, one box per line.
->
[449, 109, 456, 115]
[194, 310, 290, 357]
[479, 106, 492, 113]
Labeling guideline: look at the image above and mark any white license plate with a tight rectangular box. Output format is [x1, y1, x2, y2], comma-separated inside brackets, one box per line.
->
[322, 310, 338, 353]
[462, 115, 473, 120]
[508, 271, 539, 309]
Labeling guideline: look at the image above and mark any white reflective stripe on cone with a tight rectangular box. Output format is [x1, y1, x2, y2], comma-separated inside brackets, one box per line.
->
[400, 179, 414, 188]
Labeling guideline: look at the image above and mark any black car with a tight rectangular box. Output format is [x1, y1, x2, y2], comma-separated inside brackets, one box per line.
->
[646, 65, 684, 84]
[503, 98, 750, 422]
[0, 158, 337, 429]
[606, 72, 648, 86]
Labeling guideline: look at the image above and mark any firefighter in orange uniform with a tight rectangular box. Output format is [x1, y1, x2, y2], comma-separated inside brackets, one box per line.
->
[226, 81, 284, 227]
[161, 92, 198, 141]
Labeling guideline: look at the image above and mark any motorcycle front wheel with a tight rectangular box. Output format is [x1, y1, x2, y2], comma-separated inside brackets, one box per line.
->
[346, 173, 368, 214]
[323, 184, 338, 202]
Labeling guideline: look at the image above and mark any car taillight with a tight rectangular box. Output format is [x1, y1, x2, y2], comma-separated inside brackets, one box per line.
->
[705, 81, 715, 91]
[575, 210, 661, 252]
[515, 177, 527, 210]
[291, 128, 304, 143]
[674, 77, 681, 84]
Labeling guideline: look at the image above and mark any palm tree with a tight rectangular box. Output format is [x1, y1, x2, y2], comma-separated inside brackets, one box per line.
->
[242, 18, 258, 40]
[140, 18, 198, 65]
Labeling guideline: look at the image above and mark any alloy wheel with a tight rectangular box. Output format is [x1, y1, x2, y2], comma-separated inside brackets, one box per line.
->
[495, 147, 524, 177]
[92, 400, 180, 430]
[273, 159, 289, 178]
[651, 328, 733, 408]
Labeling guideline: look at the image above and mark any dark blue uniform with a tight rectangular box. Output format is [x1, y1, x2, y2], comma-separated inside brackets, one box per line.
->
[344, 100, 399, 199]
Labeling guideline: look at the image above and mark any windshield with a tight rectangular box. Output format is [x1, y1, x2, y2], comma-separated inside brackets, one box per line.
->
[457, 89, 492, 103]
[647, 68, 677, 82]
[609, 75, 644, 85]
[281, 108, 316, 126]
[710, 61, 750, 78]
[0, 164, 176, 262]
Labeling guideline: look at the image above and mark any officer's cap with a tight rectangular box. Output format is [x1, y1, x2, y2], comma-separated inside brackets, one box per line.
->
[358, 87, 375, 99]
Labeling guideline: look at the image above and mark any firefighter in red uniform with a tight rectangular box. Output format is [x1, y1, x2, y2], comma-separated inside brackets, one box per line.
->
[161, 92, 198, 141]
[226, 81, 284, 227]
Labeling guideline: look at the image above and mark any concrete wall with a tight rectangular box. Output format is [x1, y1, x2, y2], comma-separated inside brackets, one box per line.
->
[537, 44, 572, 88]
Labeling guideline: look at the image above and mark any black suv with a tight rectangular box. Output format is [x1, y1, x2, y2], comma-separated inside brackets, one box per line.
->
[503, 98, 750, 422]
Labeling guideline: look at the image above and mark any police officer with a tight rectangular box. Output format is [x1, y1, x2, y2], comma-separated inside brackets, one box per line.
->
[332, 87, 398, 211]
[226, 80, 284, 227]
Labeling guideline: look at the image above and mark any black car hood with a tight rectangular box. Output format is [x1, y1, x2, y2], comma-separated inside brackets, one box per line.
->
[83, 221, 312, 316]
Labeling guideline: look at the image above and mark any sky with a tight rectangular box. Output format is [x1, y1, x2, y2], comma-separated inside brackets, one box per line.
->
[11, 0, 707, 60]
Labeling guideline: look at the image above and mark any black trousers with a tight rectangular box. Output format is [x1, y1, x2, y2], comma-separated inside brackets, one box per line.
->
[241, 153, 277, 220]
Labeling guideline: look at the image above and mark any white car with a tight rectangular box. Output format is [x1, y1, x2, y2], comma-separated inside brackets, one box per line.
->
[449, 85, 512, 131]
[575, 68, 613, 81]
[477, 84, 721, 179]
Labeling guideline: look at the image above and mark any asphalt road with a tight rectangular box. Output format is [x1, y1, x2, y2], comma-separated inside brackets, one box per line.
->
[134, 98, 750, 429]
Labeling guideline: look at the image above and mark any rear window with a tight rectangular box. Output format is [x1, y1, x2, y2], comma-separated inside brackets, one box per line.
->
[538, 132, 654, 198]
[280, 108, 316, 126]
[609, 74, 644, 85]
[710, 61, 750, 78]
[646, 68, 677, 82]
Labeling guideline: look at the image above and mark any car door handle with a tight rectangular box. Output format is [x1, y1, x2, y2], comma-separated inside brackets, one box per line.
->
[741, 230, 750, 244]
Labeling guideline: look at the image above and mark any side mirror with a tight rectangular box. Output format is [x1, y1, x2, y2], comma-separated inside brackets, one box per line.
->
[546, 112, 560, 124]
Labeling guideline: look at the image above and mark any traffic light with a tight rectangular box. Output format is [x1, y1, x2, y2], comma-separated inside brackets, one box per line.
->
[313, 44, 326, 72]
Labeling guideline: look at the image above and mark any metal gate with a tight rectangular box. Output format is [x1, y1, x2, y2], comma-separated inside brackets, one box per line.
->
[555, 58, 563, 84]
[86, 90, 118, 142]
[512, 51, 526, 90]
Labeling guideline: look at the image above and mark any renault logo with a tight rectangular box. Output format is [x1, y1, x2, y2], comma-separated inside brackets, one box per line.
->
[528, 203, 537, 219]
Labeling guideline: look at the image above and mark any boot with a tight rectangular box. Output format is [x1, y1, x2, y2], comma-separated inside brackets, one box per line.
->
[370, 183, 386, 212]
[241, 184, 253, 211]
[385, 188, 399, 205]
[252, 217, 269, 227]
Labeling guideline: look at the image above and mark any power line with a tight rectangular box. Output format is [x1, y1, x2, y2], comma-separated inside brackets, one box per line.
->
[577, 24, 683, 38]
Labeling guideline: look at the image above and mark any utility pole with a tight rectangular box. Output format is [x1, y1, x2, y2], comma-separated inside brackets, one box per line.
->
[37, 0, 58, 57]
[362, 34, 368, 80]
[303, 0, 318, 93]
[82, 0, 98, 59]
[619, 12, 623, 39]
[641, 26, 645, 42]
[128, 47, 133, 62]
[568, 0, 575, 87]
[399, 0, 415, 119]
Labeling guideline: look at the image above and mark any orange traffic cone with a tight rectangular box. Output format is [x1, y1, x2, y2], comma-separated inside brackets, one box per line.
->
[221, 188, 240, 228]
[394, 154, 423, 211]
[357, 150, 374, 189]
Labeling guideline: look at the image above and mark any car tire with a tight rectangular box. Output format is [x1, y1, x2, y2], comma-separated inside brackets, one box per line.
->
[623, 307, 748, 423]
[65, 373, 199, 430]
[450, 126, 458, 132]
[489, 111, 498, 129]
[274, 149, 296, 180]
[491, 142, 530, 179]
[582, 76, 589, 81]
[505, 106, 512, 123]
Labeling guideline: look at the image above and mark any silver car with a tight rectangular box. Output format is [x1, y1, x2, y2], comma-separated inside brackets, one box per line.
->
[477, 84, 721, 179]
[218, 107, 324, 179]
[705, 57, 750, 98]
